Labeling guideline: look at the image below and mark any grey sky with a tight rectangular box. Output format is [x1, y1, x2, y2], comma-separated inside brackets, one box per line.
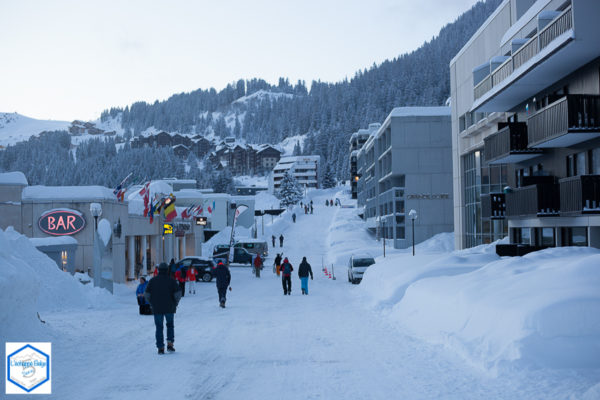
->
[0, 0, 481, 121]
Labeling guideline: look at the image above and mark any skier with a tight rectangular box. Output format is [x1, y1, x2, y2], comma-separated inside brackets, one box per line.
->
[279, 234, 284, 247]
[298, 257, 313, 295]
[214, 261, 231, 308]
[274, 253, 282, 276]
[272, 235, 276, 248]
[136, 277, 151, 315]
[253, 254, 263, 278]
[281, 257, 293, 295]
[292, 213, 296, 223]
[175, 265, 187, 297]
[187, 266, 196, 295]
[144, 262, 181, 354]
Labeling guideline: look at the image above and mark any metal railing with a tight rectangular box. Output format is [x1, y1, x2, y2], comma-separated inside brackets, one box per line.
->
[539, 6, 573, 49]
[560, 175, 600, 214]
[506, 183, 560, 217]
[492, 58, 513, 87]
[512, 36, 538, 70]
[481, 193, 506, 219]
[474, 75, 492, 101]
[483, 123, 530, 162]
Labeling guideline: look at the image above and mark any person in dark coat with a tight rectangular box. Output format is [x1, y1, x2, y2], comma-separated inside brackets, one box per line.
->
[136, 277, 151, 314]
[214, 262, 231, 308]
[281, 257, 293, 295]
[272, 235, 276, 248]
[175, 266, 187, 297]
[274, 253, 282, 276]
[298, 257, 314, 295]
[292, 213, 296, 223]
[326, 199, 329, 206]
[168, 258, 176, 278]
[144, 262, 182, 354]
[279, 234, 284, 247]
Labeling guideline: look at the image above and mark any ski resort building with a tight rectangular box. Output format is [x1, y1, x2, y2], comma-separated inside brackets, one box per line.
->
[270, 155, 321, 193]
[450, 0, 600, 251]
[355, 107, 453, 249]
[349, 123, 380, 199]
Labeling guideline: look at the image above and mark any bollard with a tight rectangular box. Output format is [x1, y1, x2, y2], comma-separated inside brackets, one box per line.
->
[332, 264, 336, 280]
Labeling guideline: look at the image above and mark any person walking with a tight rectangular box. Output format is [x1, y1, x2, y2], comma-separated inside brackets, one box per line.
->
[175, 265, 187, 297]
[253, 254, 263, 278]
[292, 213, 296, 223]
[298, 257, 314, 295]
[144, 262, 181, 354]
[274, 253, 282, 276]
[281, 257, 293, 295]
[187, 266, 196, 295]
[279, 234, 284, 247]
[136, 277, 151, 315]
[310, 204, 313, 214]
[272, 235, 276, 248]
[326, 199, 329, 206]
[214, 261, 231, 308]
[168, 258, 176, 278]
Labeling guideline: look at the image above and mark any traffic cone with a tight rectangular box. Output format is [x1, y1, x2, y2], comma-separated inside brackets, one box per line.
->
[324, 267, 328, 275]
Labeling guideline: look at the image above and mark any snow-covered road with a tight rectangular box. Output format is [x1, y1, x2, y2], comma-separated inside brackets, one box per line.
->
[31, 190, 597, 399]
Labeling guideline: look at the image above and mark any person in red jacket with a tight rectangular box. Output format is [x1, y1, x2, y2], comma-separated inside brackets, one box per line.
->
[175, 266, 186, 298]
[253, 254, 263, 278]
[187, 267, 196, 295]
[153, 267, 159, 277]
[281, 257, 293, 295]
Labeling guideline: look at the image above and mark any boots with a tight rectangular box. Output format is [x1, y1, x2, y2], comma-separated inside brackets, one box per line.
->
[167, 342, 175, 353]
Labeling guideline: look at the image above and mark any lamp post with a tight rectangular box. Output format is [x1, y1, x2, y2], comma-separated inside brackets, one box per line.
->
[409, 209, 418, 256]
[382, 218, 386, 257]
[90, 203, 102, 287]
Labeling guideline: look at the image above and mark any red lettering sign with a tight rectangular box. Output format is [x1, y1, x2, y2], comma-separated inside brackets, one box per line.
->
[38, 210, 86, 236]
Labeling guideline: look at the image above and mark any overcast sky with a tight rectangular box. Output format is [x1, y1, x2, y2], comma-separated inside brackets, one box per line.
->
[0, 0, 481, 121]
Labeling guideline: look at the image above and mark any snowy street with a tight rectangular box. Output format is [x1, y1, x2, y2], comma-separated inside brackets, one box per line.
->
[10, 190, 595, 400]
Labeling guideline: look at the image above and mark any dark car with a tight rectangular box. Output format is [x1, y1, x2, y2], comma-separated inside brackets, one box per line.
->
[212, 246, 253, 266]
[176, 256, 216, 282]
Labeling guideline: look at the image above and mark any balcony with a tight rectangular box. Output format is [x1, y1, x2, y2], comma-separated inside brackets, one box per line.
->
[483, 122, 542, 164]
[559, 175, 600, 215]
[481, 193, 506, 219]
[527, 95, 600, 148]
[472, 2, 600, 112]
[506, 177, 560, 218]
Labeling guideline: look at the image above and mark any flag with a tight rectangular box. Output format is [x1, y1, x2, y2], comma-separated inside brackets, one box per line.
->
[139, 181, 150, 197]
[113, 173, 132, 202]
[164, 195, 177, 222]
[148, 201, 156, 224]
[181, 204, 195, 219]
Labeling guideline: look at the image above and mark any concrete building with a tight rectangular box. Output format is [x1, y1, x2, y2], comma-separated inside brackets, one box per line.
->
[270, 156, 320, 192]
[356, 107, 453, 249]
[450, 0, 600, 250]
[349, 124, 381, 199]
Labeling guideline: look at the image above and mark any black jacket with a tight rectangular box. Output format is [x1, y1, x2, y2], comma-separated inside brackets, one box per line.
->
[274, 255, 282, 266]
[298, 261, 313, 279]
[144, 271, 181, 314]
[215, 264, 231, 288]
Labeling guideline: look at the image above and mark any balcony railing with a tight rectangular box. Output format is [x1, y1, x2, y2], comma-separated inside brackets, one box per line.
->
[506, 180, 560, 217]
[481, 193, 506, 219]
[527, 95, 600, 147]
[559, 175, 600, 215]
[473, 5, 573, 101]
[483, 122, 542, 163]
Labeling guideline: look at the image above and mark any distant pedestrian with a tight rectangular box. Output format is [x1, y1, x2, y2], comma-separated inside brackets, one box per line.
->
[214, 261, 231, 308]
[298, 257, 313, 295]
[153, 266, 159, 277]
[330, 199, 333, 206]
[310, 204, 313, 214]
[292, 213, 296, 223]
[300, 201, 303, 208]
[175, 265, 187, 297]
[326, 200, 329, 206]
[168, 258, 176, 278]
[253, 254, 263, 278]
[272, 235, 276, 248]
[279, 234, 284, 247]
[136, 277, 152, 315]
[187, 266, 196, 295]
[281, 257, 293, 295]
[274, 253, 282, 276]
[144, 262, 181, 354]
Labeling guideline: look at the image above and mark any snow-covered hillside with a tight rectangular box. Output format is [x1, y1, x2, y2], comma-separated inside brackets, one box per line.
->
[0, 112, 70, 146]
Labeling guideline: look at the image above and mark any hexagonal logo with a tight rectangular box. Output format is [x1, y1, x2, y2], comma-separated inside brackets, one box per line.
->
[6, 342, 51, 394]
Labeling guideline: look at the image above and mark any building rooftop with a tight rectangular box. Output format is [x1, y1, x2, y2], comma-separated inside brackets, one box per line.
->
[389, 107, 451, 117]
[22, 186, 116, 201]
[0, 171, 28, 186]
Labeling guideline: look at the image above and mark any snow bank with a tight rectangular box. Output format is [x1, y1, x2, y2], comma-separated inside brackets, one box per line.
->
[0, 171, 28, 186]
[201, 225, 252, 256]
[254, 191, 280, 210]
[0, 227, 114, 341]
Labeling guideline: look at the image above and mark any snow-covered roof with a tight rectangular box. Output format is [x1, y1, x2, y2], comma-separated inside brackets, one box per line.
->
[389, 107, 451, 118]
[0, 171, 28, 186]
[22, 186, 117, 202]
[30, 236, 78, 247]
[501, 0, 551, 47]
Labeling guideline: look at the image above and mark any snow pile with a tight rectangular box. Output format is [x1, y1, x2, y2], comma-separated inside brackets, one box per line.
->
[202, 225, 252, 255]
[97, 218, 112, 246]
[254, 191, 280, 210]
[0, 171, 28, 186]
[0, 227, 114, 341]
[360, 243, 600, 370]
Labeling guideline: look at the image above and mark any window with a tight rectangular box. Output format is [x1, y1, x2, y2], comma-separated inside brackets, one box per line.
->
[396, 226, 405, 239]
[562, 227, 588, 246]
[592, 148, 600, 174]
[538, 227, 555, 246]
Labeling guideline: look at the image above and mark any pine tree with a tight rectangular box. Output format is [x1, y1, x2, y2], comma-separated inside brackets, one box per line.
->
[322, 164, 337, 189]
[292, 140, 301, 156]
[278, 172, 303, 208]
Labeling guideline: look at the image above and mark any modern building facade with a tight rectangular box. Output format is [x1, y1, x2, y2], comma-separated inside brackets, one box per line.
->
[349, 123, 381, 199]
[270, 155, 320, 192]
[356, 107, 453, 249]
[450, 0, 600, 250]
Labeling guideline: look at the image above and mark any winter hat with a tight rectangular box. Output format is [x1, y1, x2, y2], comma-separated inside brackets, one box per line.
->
[284, 258, 288, 263]
[158, 262, 169, 271]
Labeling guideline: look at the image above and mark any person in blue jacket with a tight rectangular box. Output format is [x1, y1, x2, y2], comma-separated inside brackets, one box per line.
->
[136, 277, 151, 315]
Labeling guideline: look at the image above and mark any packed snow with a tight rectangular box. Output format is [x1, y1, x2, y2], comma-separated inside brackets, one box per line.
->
[0, 112, 70, 146]
[0, 171, 28, 186]
[1, 187, 599, 399]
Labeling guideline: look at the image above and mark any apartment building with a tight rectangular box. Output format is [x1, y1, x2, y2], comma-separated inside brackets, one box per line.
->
[450, 0, 600, 250]
[356, 107, 453, 249]
[270, 156, 320, 192]
[349, 123, 381, 199]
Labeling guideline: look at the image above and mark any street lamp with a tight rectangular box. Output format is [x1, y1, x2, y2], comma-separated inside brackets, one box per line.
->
[90, 203, 102, 229]
[89, 203, 102, 287]
[409, 209, 418, 256]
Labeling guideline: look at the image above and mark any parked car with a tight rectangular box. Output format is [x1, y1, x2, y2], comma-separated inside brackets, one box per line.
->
[234, 239, 269, 257]
[176, 256, 216, 282]
[212, 246, 253, 266]
[347, 255, 376, 284]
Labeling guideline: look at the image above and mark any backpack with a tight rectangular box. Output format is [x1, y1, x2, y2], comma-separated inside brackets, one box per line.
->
[282, 262, 292, 275]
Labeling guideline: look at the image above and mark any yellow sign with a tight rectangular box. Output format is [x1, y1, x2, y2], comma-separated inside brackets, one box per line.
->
[163, 224, 173, 235]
